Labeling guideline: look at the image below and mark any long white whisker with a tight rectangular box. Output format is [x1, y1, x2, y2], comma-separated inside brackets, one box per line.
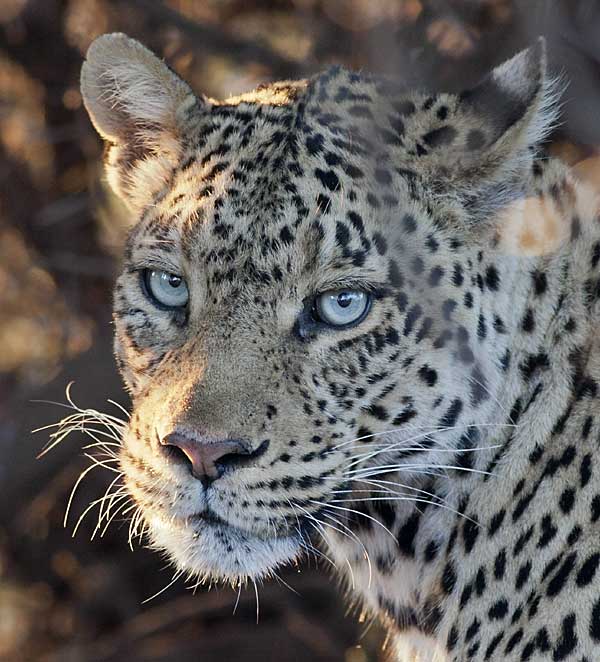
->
[311, 500, 396, 542]
[332, 422, 518, 451]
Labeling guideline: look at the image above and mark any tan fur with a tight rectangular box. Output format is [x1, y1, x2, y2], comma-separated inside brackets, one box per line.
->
[80, 34, 600, 661]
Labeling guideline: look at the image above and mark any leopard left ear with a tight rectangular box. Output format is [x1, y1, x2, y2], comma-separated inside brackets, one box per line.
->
[419, 38, 560, 222]
[81, 33, 203, 212]
[459, 37, 556, 165]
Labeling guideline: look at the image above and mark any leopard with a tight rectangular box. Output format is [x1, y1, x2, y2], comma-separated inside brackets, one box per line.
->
[78, 32, 600, 661]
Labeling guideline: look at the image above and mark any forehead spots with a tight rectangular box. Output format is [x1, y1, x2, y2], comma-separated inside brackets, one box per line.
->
[423, 125, 458, 148]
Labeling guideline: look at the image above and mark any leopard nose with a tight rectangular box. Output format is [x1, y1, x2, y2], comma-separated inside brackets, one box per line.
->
[160, 432, 252, 487]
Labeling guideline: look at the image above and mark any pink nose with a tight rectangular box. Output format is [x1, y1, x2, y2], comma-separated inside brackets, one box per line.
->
[160, 432, 250, 486]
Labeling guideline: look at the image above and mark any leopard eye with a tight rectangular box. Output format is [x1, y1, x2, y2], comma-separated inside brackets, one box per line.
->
[314, 290, 371, 328]
[143, 269, 189, 308]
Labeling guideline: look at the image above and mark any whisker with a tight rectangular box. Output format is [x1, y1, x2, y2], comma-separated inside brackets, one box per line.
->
[310, 500, 396, 542]
[348, 463, 492, 477]
[142, 569, 185, 604]
[320, 510, 373, 589]
[332, 422, 518, 451]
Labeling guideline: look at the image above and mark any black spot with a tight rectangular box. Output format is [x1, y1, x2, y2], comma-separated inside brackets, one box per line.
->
[424, 540, 439, 562]
[515, 560, 532, 591]
[436, 105, 449, 120]
[305, 133, 324, 155]
[504, 629, 524, 654]
[494, 549, 506, 580]
[538, 514, 558, 548]
[521, 308, 535, 333]
[410, 256, 424, 275]
[462, 518, 479, 554]
[423, 125, 457, 148]
[428, 266, 444, 287]
[335, 221, 351, 247]
[345, 212, 364, 237]
[356, 426, 373, 442]
[403, 304, 422, 336]
[465, 617, 480, 641]
[315, 168, 340, 191]
[484, 265, 500, 290]
[397, 511, 421, 556]
[442, 299, 457, 321]
[364, 403, 389, 421]
[279, 225, 294, 244]
[373, 233, 387, 255]
[394, 100, 416, 115]
[393, 406, 417, 426]
[488, 598, 508, 620]
[348, 104, 372, 119]
[553, 613, 577, 659]
[488, 509, 506, 537]
[402, 214, 417, 233]
[475, 566, 487, 597]
[316, 193, 331, 214]
[520, 352, 550, 381]
[372, 499, 396, 529]
[576, 553, 600, 587]
[484, 632, 504, 659]
[439, 398, 463, 427]
[470, 365, 489, 407]
[447, 625, 458, 650]
[591, 599, 600, 641]
[426, 234, 439, 252]
[441, 562, 457, 594]
[546, 553, 577, 597]
[531, 270, 548, 295]
[591, 241, 600, 269]
[418, 365, 438, 387]
[559, 488, 575, 514]
[477, 313, 487, 340]
[388, 260, 404, 288]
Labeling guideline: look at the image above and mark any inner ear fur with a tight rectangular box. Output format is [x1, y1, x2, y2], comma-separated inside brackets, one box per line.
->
[81, 33, 206, 211]
[81, 32, 198, 145]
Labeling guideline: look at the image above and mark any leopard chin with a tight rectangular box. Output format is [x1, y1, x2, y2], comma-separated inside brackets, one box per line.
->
[146, 512, 302, 582]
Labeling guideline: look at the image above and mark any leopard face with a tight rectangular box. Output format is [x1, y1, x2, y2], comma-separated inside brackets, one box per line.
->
[81, 34, 557, 584]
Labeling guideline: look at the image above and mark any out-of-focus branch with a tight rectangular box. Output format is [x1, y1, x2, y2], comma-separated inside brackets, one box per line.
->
[113, 0, 306, 79]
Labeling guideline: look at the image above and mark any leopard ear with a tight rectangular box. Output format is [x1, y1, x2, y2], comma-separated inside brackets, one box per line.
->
[418, 38, 560, 222]
[81, 33, 201, 211]
[459, 37, 556, 166]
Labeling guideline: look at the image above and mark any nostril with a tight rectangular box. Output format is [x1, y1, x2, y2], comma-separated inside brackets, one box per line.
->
[162, 441, 194, 471]
[218, 439, 270, 472]
[159, 432, 268, 485]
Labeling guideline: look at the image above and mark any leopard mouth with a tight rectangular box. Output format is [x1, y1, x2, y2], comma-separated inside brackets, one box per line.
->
[185, 510, 287, 542]
[145, 507, 303, 581]
[189, 509, 229, 528]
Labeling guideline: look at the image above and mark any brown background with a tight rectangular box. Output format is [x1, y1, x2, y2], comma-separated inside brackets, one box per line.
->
[2, 1, 600, 660]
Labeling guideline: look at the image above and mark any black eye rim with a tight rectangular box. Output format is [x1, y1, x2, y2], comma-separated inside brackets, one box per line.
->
[139, 268, 189, 311]
[311, 289, 373, 330]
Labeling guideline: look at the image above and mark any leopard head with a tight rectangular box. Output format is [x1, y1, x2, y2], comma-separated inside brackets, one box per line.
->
[81, 33, 557, 583]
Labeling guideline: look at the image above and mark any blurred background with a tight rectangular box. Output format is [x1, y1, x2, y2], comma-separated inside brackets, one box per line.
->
[1, 1, 600, 660]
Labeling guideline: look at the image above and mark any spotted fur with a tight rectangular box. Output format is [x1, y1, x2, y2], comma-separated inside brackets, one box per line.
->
[81, 33, 600, 661]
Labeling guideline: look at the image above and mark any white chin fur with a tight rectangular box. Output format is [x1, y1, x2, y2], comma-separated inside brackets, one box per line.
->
[147, 513, 301, 582]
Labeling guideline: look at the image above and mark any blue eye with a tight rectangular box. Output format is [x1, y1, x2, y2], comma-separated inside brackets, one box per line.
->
[143, 269, 189, 308]
[314, 290, 371, 327]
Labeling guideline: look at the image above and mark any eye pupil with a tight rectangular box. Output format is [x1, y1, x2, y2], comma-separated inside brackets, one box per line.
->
[144, 269, 189, 309]
[314, 289, 371, 328]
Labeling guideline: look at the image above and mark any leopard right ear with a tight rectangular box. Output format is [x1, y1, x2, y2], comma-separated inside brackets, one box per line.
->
[81, 33, 202, 211]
